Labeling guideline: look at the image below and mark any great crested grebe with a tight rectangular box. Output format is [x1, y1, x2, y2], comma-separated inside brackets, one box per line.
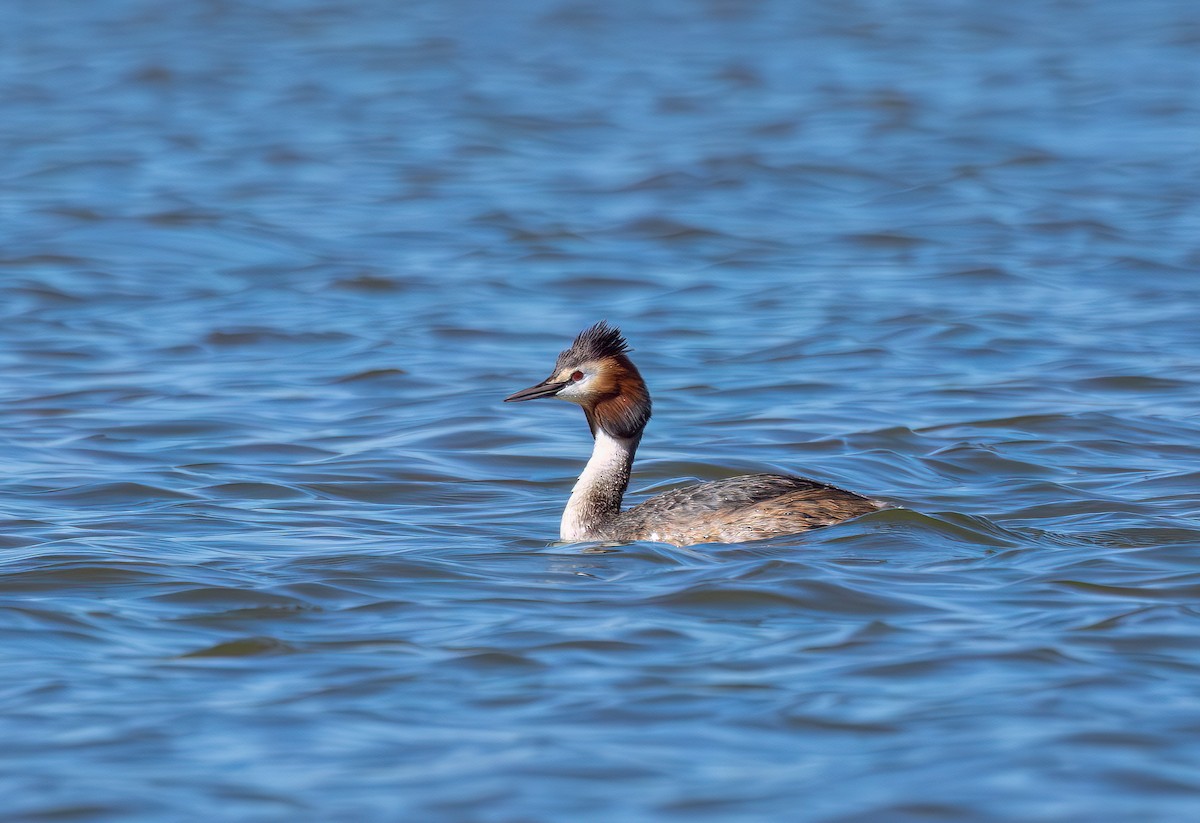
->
[505, 321, 881, 546]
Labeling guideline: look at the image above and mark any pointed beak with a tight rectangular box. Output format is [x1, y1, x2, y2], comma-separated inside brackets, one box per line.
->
[504, 379, 568, 402]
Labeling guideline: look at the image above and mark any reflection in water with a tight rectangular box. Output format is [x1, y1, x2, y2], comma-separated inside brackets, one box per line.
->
[3, 0, 1200, 820]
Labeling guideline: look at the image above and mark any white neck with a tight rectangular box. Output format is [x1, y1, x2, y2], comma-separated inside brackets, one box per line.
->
[560, 429, 638, 541]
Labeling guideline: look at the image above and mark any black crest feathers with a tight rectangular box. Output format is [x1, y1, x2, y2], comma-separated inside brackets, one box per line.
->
[555, 321, 631, 369]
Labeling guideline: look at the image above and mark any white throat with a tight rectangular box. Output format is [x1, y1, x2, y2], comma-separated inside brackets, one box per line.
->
[560, 429, 637, 541]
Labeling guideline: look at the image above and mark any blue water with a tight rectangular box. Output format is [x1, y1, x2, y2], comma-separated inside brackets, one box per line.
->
[4, 1, 1200, 820]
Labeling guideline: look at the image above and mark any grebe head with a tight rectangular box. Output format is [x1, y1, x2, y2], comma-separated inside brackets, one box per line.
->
[504, 321, 652, 440]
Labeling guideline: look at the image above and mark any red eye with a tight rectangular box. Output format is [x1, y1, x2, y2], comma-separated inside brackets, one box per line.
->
[571, 370, 584, 382]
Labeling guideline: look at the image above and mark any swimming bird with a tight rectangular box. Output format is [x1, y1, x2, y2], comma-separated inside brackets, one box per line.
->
[504, 321, 880, 546]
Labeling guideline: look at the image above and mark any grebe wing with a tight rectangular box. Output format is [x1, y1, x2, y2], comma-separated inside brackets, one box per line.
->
[623, 474, 870, 517]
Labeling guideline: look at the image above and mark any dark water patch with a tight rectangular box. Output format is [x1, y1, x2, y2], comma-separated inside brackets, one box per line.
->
[330, 274, 416, 292]
[180, 637, 296, 658]
[824, 508, 1025, 550]
[15, 803, 143, 822]
[0, 533, 44, 550]
[205, 328, 356, 347]
[1, 558, 181, 592]
[650, 578, 931, 618]
[148, 586, 314, 611]
[200, 482, 312, 500]
[450, 651, 545, 670]
[844, 232, 934, 249]
[1051, 577, 1200, 602]
[1071, 375, 1196, 392]
[29, 482, 196, 504]
[330, 367, 409, 384]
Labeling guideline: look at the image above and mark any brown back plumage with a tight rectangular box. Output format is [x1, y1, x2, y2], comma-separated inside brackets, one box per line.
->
[612, 474, 880, 545]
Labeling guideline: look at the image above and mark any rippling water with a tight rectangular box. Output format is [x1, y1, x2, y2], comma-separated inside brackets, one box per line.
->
[4, 0, 1200, 820]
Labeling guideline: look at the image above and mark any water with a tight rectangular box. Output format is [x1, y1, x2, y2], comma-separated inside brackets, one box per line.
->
[3, 0, 1200, 819]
